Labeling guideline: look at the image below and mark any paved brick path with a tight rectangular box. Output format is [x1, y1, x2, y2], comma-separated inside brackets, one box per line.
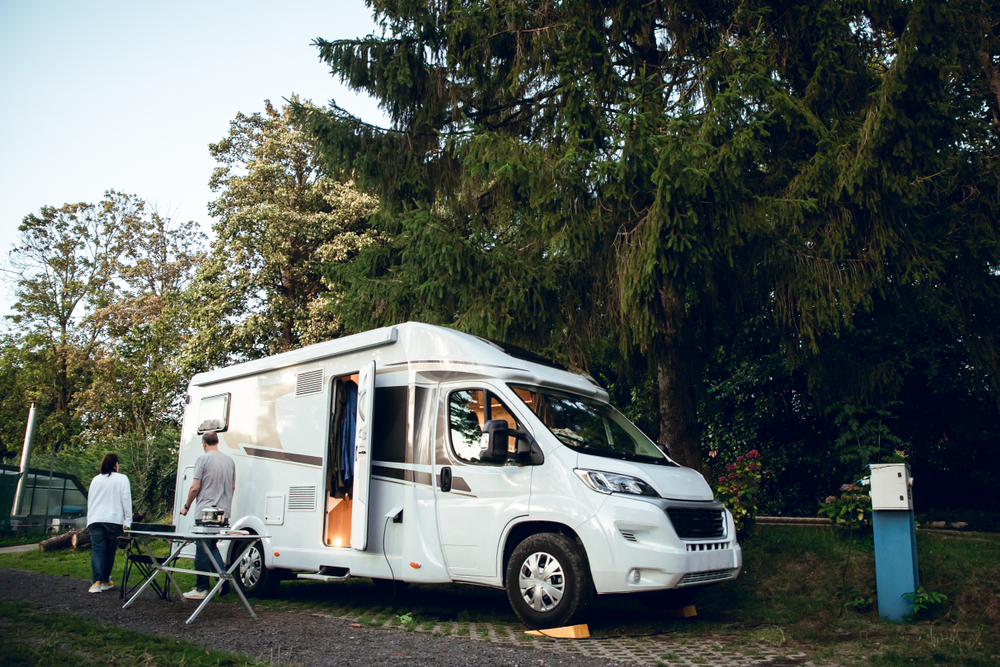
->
[313, 612, 839, 666]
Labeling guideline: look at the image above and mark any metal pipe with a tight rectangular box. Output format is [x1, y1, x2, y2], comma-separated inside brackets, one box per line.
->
[13, 403, 39, 517]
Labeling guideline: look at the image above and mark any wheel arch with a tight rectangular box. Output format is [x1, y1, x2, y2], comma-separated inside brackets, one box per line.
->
[229, 516, 271, 567]
[501, 520, 590, 587]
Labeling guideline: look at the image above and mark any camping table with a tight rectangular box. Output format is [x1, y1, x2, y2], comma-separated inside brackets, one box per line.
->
[122, 528, 268, 625]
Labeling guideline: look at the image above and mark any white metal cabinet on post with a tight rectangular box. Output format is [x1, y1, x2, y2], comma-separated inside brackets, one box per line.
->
[867, 463, 918, 623]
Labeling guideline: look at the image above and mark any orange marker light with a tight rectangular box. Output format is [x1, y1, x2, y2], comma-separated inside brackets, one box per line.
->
[274, 552, 280, 557]
[409, 562, 421, 569]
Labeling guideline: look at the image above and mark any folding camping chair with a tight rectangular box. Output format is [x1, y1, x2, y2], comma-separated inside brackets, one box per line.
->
[118, 536, 171, 601]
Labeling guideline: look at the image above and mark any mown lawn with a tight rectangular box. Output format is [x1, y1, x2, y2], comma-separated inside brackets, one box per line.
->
[2, 525, 998, 666]
[0, 600, 282, 667]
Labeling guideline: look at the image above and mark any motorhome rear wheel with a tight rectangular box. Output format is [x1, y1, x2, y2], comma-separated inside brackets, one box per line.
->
[234, 539, 281, 597]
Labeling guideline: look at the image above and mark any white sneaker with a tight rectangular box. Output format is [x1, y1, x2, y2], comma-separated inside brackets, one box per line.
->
[88, 582, 103, 594]
[182, 588, 207, 600]
[100, 580, 114, 591]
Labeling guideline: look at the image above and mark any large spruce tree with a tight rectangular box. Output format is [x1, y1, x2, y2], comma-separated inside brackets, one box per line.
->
[303, 0, 1000, 469]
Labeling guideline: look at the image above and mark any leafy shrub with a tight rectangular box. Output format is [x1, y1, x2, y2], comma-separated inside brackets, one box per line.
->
[817, 483, 872, 529]
[713, 448, 771, 537]
[902, 586, 948, 623]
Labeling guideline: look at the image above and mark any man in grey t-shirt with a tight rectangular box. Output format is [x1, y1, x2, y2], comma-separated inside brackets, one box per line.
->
[179, 430, 236, 599]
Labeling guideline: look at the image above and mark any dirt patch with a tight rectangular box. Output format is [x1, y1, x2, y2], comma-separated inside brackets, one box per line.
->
[0, 568, 636, 667]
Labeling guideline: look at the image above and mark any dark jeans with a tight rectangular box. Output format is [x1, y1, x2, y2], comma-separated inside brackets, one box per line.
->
[194, 539, 225, 590]
[89, 523, 122, 584]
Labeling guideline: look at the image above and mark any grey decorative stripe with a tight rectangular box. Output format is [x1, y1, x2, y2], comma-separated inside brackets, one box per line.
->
[437, 473, 471, 493]
[244, 447, 323, 467]
[372, 465, 405, 482]
[371, 466, 434, 488]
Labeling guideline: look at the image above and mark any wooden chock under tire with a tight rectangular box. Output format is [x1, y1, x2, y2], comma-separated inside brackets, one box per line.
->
[524, 624, 590, 639]
[669, 605, 698, 618]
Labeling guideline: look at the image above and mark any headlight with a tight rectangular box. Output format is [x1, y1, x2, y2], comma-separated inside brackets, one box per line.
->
[574, 469, 659, 497]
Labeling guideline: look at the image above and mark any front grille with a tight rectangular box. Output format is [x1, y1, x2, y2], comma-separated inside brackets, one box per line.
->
[678, 569, 735, 585]
[666, 507, 725, 539]
[686, 541, 729, 552]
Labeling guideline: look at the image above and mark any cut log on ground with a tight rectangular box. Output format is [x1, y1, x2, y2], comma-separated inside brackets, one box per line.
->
[39, 528, 79, 552]
[71, 526, 91, 550]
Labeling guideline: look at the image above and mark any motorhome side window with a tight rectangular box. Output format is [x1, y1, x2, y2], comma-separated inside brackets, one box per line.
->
[448, 389, 521, 464]
[197, 393, 230, 433]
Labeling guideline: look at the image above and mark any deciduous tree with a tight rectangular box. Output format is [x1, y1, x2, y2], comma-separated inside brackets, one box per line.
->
[184, 99, 379, 371]
[4, 191, 145, 452]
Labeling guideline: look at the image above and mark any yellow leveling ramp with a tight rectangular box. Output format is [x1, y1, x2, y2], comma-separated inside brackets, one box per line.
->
[524, 624, 590, 639]
[669, 605, 698, 618]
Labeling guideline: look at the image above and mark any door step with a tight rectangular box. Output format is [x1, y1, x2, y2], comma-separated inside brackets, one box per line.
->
[297, 566, 350, 582]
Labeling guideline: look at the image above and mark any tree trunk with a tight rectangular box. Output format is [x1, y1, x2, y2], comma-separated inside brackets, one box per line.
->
[979, 49, 1000, 125]
[656, 287, 703, 472]
[71, 526, 91, 549]
[39, 529, 79, 552]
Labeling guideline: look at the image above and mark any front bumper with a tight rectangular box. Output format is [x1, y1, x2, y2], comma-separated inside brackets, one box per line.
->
[577, 494, 743, 594]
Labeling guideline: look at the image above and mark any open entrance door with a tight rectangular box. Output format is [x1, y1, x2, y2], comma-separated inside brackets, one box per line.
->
[350, 360, 376, 551]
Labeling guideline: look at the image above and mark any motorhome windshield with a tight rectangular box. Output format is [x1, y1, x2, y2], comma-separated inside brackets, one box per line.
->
[510, 384, 678, 466]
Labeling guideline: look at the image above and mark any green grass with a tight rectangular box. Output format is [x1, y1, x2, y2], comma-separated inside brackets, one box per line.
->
[0, 539, 201, 592]
[0, 600, 284, 666]
[2, 525, 999, 666]
[0, 533, 46, 549]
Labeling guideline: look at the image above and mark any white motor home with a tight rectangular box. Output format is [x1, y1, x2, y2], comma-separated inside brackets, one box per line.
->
[173, 323, 741, 627]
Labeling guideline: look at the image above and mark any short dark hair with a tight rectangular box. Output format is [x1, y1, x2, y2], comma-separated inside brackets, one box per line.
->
[100, 453, 119, 476]
[202, 431, 219, 446]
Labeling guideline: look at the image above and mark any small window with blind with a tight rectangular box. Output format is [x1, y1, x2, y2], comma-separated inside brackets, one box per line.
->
[197, 393, 230, 433]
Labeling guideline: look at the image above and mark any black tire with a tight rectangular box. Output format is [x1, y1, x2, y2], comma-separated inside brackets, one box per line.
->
[233, 538, 280, 597]
[505, 533, 593, 629]
[639, 586, 701, 611]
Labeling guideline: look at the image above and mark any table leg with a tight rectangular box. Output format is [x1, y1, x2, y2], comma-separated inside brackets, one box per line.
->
[185, 539, 258, 624]
[123, 538, 190, 609]
[223, 545, 257, 618]
[139, 537, 187, 599]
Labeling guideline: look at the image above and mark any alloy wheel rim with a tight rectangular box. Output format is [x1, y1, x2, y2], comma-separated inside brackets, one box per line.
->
[518, 551, 565, 612]
[239, 544, 262, 588]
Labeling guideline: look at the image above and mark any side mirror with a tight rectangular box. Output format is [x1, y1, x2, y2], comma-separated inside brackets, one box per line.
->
[510, 429, 545, 465]
[480, 420, 544, 465]
[480, 420, 509, 463]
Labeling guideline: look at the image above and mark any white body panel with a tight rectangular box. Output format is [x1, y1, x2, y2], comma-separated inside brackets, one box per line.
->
[173, 322, 741, 595]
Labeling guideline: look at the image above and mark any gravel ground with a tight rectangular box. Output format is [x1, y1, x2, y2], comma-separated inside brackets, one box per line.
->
[0, 568, 638, 667]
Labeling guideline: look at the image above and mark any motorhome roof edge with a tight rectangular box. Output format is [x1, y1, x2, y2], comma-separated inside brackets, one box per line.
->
[190, 326, 399, 387]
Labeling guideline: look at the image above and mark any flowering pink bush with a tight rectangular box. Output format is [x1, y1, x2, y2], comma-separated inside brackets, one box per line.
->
[817, 482, 871, 528]
[712, 448, 770, 536]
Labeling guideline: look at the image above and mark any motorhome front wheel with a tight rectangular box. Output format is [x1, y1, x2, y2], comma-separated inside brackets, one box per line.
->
[234, 539, 281, 597]
[505, 533, 593, 629]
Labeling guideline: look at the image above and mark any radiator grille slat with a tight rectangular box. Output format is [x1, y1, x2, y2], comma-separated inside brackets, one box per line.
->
[678, 569, 736, 585]
[666, 507, 726, 539]
[686, 541, 730, 552]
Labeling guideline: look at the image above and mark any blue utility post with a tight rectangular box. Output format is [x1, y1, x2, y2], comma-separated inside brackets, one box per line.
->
[865, 463, 918, 623]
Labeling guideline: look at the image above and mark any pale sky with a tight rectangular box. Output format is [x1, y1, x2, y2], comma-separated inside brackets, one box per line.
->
[0, 0, 387, 322]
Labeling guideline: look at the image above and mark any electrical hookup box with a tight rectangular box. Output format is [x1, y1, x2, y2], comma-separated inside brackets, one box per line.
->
[869, 463, 913, 511]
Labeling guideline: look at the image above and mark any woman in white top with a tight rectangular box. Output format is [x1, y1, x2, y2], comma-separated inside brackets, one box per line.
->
[86, 453, 133, 593]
